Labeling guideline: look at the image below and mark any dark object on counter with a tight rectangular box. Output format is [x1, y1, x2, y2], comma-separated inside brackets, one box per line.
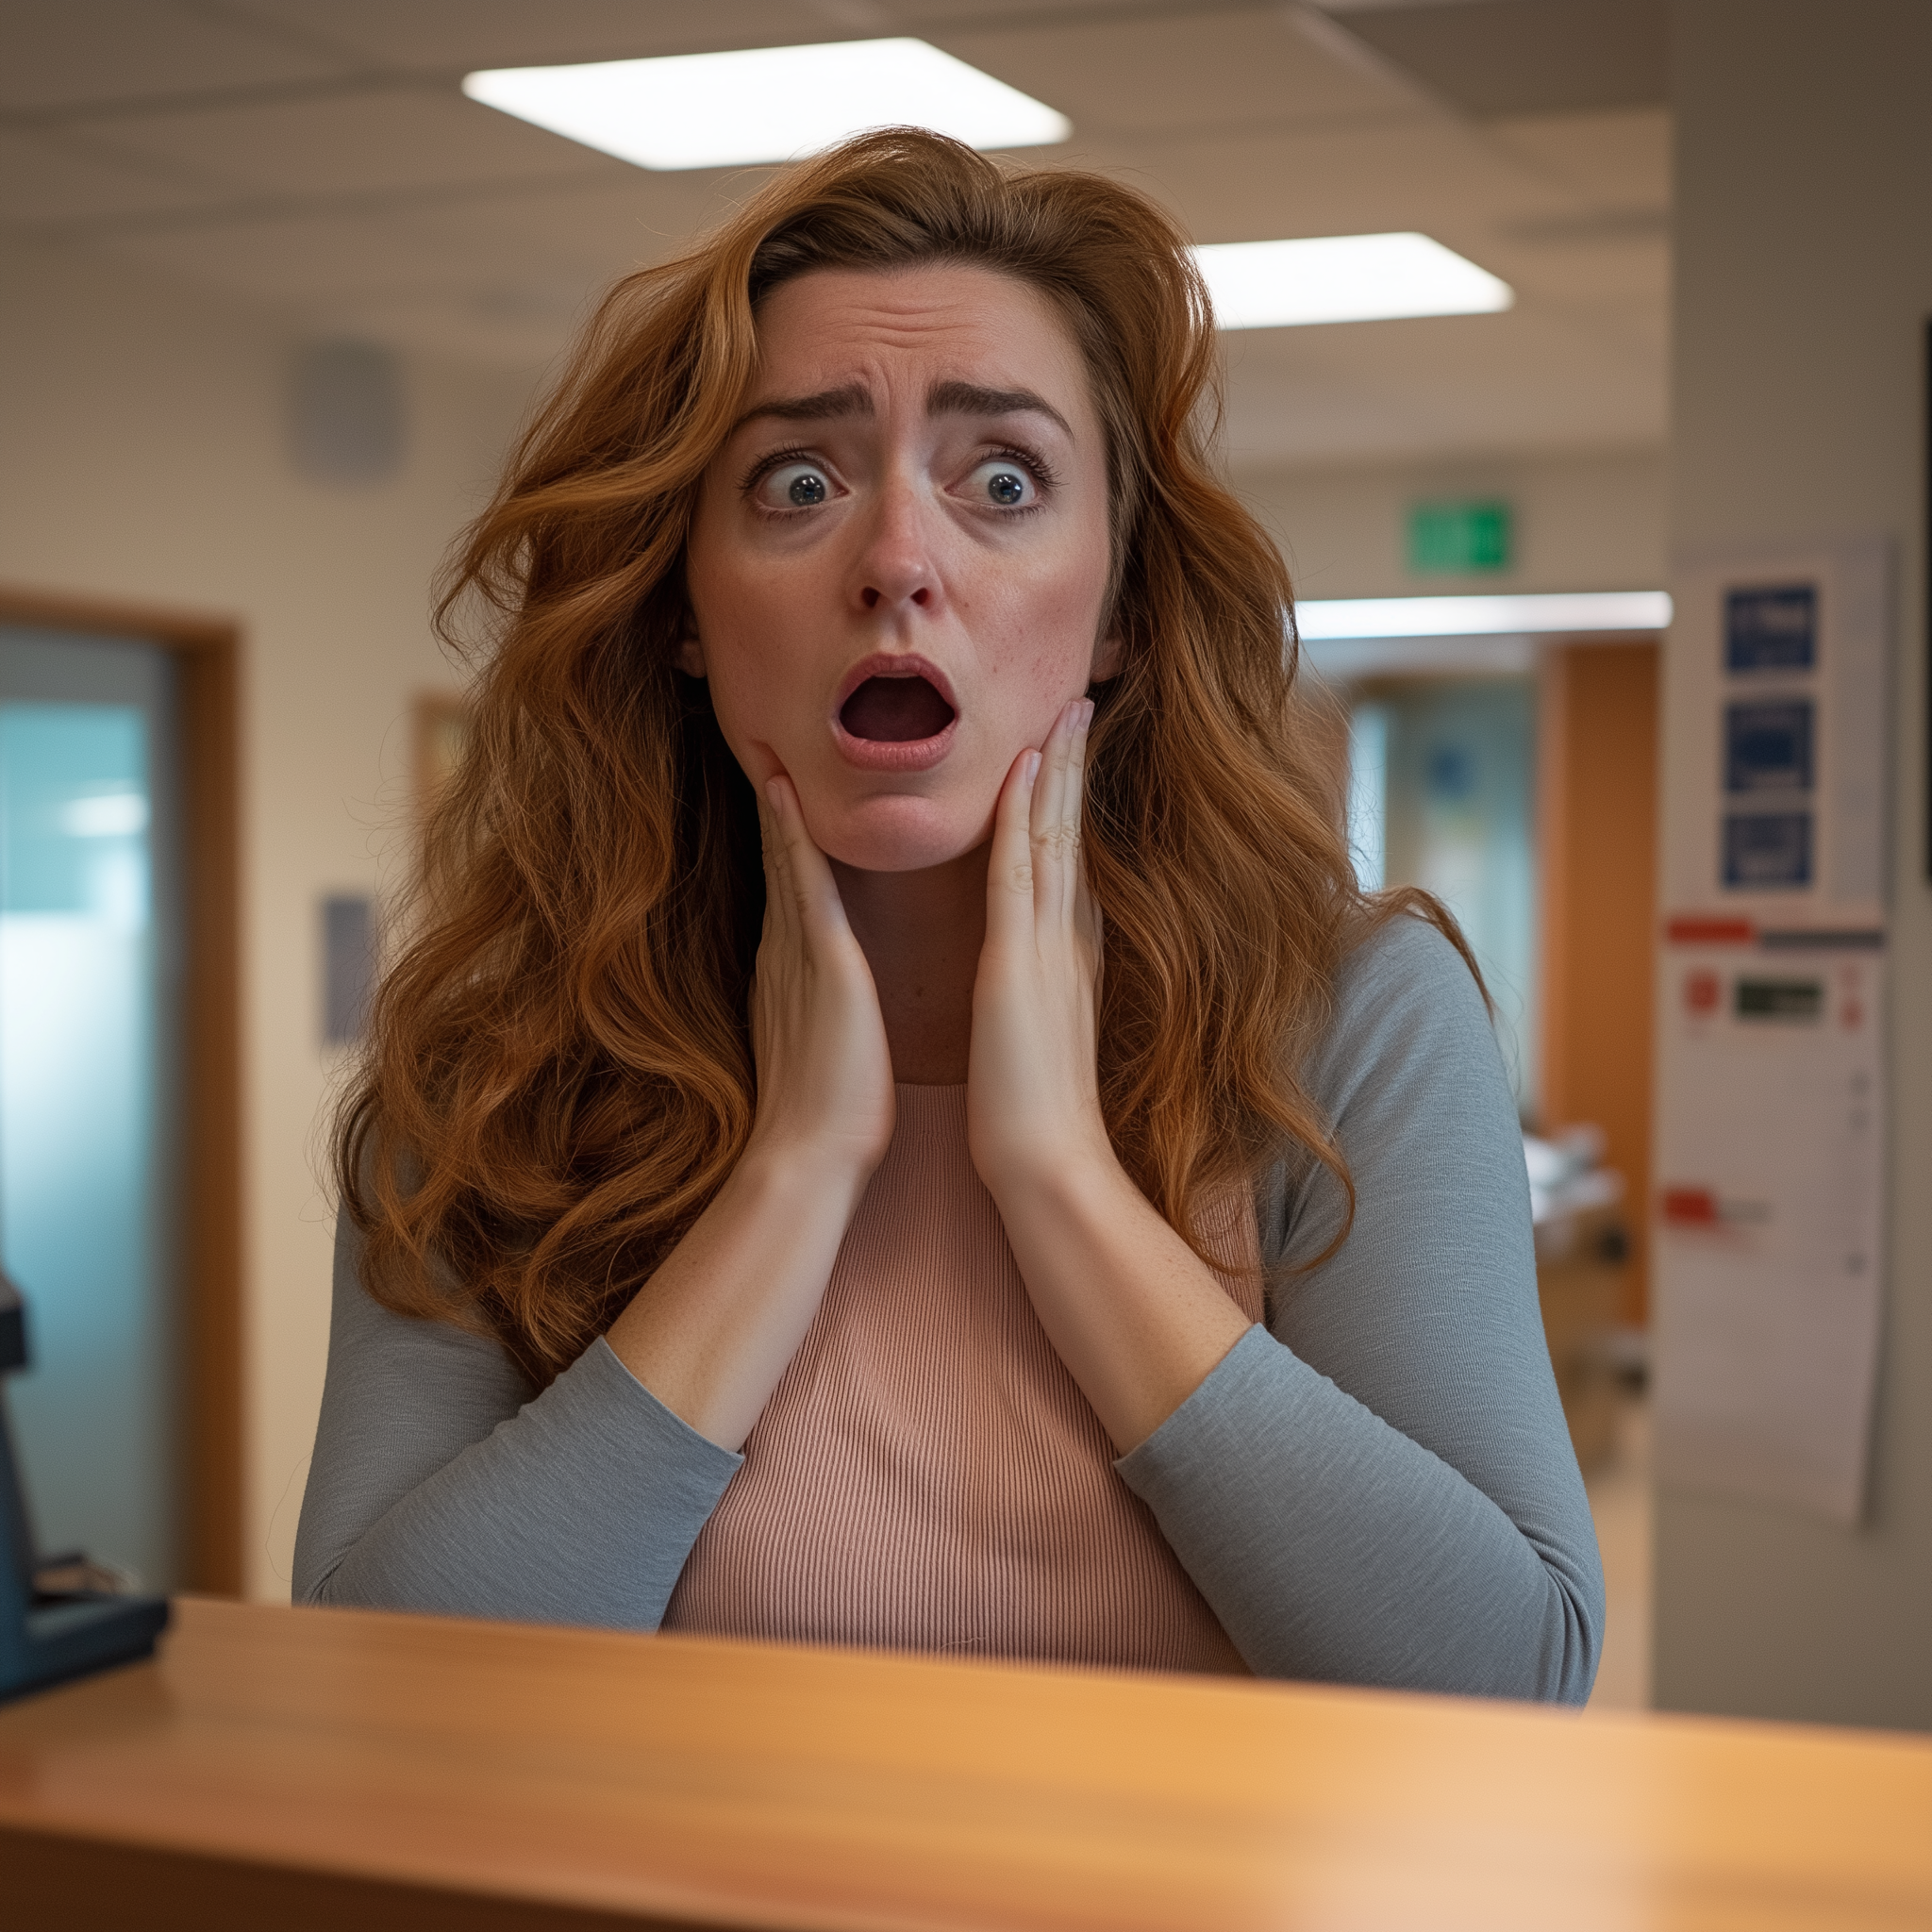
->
[0, 1269, 169, 1702]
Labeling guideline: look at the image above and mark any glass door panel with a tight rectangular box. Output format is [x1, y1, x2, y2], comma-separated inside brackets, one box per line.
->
[0, 628, 180, 1591]
[1350, 677, 1539, 1113]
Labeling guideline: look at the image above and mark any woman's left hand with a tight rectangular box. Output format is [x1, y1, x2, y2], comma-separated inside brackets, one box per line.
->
[967, 695, 1251, 1451]
[966, 697, 1112, 1202]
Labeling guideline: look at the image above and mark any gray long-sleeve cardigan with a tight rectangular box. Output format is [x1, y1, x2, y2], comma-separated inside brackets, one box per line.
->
[293, 915, 1605, 1703]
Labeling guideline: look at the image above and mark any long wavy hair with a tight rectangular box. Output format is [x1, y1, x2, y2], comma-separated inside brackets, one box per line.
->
[337, 128, 1468, 1385]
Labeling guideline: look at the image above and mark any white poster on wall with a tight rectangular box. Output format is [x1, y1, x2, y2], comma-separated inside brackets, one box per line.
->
[1652, 537, 1890, 1523]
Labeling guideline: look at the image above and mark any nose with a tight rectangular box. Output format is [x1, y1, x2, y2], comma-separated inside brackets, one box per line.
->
[853, 475, 939, 617]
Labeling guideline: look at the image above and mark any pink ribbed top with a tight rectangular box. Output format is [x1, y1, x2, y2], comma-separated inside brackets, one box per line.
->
[660, 1083, 1260, 1673]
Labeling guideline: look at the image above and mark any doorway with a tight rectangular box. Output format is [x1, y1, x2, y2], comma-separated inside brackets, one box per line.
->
[1337, 636, 1661, 1708]
[1, 629, 181, 1589]
[0, 591, 240, 1594]
[1348, 675, 1541, 1110]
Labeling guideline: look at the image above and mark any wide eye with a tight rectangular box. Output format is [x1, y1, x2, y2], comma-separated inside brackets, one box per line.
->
[966, 459, 1039, 509]
[758, 461, 834, 509]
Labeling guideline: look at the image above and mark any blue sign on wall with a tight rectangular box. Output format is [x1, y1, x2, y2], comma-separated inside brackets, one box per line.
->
[1723, 809, 1813, 888]
[1724, 698, 1815, 793]
[1724, 583, 1817, 672]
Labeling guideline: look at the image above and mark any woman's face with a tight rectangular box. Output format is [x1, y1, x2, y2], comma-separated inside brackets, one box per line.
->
[683, 263, 1117, 873]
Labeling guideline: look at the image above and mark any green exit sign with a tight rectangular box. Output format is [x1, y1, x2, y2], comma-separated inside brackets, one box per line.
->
[1407, 499, 1513, 575]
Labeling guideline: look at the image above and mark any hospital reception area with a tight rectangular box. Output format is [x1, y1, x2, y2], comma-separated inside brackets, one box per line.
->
[1, 1, 1928, 1924]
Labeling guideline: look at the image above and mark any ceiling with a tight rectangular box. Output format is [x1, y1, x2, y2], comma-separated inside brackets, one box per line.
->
[0, 0, 1671, 470]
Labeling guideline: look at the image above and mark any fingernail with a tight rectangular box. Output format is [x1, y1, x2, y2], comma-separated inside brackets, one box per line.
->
[765, 778, 783, 810]
[1024, 750, 1042, 784]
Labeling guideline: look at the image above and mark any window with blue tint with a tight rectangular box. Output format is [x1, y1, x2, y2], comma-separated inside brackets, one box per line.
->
[0, 632, 178, 1591]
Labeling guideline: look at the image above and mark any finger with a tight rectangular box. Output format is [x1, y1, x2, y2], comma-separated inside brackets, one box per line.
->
[986, 744, 1041, 947]
[755, 784, 800, 955]
[765, 774, 856, 950]
[1070, 697, 1096, 937]
[1031, 699, 1090, 926]
[1074, 824, 1105, 978]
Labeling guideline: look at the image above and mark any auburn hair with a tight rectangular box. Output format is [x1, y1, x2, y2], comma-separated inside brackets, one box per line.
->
[336, 128, 1468, 1385]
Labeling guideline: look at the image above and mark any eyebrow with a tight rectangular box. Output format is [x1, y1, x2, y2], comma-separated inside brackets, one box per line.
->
[731, 378, 1072, 438]
[925, 380, 1073, 437]
[731, 381, 874, 433]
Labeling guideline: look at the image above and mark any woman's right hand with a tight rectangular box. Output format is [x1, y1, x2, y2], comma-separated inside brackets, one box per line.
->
[744, 773, 896, 1188]
[603, 775, 890, 1449]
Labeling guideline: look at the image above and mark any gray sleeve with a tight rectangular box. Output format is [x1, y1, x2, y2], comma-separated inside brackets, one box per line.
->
[1115, 915, 1605, 1704]
[291, 1216, 742, 1629]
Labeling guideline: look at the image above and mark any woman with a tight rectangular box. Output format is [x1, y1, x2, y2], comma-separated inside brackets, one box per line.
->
[295, 130, 1603, 1702]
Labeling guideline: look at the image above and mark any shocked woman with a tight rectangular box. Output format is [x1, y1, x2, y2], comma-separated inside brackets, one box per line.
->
[294, 130, 1603, 1701]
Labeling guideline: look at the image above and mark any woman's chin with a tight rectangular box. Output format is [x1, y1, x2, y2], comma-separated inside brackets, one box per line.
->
[809, 792, 994, 875]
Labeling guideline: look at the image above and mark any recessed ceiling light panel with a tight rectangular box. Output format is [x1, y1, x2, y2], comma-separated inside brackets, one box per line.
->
[462, 39, 1071, 172]
[1193, 233, 1513, 329]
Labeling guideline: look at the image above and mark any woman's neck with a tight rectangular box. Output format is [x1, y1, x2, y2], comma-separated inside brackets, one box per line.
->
[831, 844, 988, 1084]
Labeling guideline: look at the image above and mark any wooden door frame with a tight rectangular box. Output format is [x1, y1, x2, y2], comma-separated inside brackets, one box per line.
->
[1536, 634, 1662, 1328]
[0, 583, 242, 1595]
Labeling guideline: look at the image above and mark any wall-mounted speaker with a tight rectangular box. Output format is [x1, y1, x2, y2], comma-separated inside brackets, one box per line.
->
[322, 893, 377, 1045]
[288, 339, 405, 486]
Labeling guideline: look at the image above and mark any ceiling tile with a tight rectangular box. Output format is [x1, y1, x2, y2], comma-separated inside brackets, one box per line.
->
[0, 128, 225, 225]
[1486, 108, 1671, 208]
[298, 174, 774, 368]
[1219, 306, 1665, 468]
[398, 175, 744, 283]
[0, 0, 345, 112]
[1330, 0, 1670, 118]
[75, 86, 633, 201]
[4, 4, 1669, 464]
[889, 0, 1198, 23]
[1534, 290, 1670, 370]
[84, 175, 740, 358]
[301, 287, 575, 373]
[1110, 117, 1576, 249]
[95, 205, 484, 307]
[1484, 230, 1671, 309]
[941, 10, 1407, 141]
[225, 0, 1225, 73]
[220, 0, 859, 72]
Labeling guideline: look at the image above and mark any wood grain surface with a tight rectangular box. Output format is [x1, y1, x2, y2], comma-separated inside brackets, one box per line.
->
[0, 1596, 1925, 1931]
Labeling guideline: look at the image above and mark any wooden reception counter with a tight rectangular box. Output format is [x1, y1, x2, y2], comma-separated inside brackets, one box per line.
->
[0, 1596, 1926, 1930]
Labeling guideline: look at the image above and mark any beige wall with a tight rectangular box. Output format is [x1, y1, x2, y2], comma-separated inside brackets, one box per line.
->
[1657, 0, 1932, 1728]
[1235, 446, 1666, 603]
[0, 235, 536, 1597]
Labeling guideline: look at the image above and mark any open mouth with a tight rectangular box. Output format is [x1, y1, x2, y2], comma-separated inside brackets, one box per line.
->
[839, 673, 958, 743]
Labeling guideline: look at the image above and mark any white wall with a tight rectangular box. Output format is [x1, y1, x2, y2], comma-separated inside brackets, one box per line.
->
[1657, 0, 1932, 1729]
[1235, 446, 1666, 603]
[0, 236, 536, 1597]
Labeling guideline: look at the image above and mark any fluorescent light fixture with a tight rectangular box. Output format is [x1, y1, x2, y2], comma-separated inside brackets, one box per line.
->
[1296, 591, 1672, 640]
[1193, 232, 1512, 329]
[1307, 634, 1541, 681]
[462, 40, 1071, 172]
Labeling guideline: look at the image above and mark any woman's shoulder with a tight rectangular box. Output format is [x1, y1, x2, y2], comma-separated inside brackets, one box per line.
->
[1333, 905, 1489, 1027]
[1308, 908, 1499, 1118]
[1257, 906, 1521, 1266]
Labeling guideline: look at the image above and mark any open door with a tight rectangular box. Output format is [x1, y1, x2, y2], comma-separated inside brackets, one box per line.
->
[0, 590, 240, 1595]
